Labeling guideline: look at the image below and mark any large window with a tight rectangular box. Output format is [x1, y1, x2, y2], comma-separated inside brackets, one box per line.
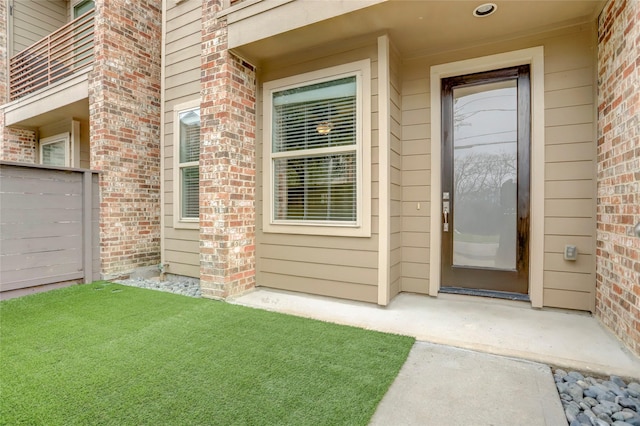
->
[263, 61, 371, 236]
[40, 133, 70, 167]
[173, 101, 200, 228]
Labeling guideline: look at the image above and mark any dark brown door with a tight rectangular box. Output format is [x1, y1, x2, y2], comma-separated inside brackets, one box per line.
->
[441, 66, 530, 295]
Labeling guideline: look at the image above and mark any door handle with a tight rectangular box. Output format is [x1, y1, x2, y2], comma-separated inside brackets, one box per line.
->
[443, 201, 450, 232]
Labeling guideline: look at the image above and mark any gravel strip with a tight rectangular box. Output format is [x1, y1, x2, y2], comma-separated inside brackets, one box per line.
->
[114, 276, 201, 298]
[554, 369, 640, 426]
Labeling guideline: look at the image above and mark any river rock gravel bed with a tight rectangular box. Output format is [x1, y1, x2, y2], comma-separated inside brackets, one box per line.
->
[114, 276, 201, 298]
[554, 369, 640, 426]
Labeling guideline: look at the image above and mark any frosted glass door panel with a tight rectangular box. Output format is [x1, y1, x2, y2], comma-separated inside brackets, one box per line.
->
[452, 80, 517, 270]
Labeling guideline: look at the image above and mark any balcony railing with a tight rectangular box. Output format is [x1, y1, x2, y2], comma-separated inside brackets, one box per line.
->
[9, 9, 95, 101]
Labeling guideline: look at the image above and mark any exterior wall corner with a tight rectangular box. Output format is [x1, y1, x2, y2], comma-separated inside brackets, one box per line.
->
[595, 0, 640, 356]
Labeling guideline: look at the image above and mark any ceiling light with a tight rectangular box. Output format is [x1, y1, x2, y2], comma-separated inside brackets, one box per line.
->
[473, 3, 497, 17]
[316, 122, 333, 135]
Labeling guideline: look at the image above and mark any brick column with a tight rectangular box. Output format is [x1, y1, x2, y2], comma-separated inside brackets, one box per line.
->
[199, 1, 256, 299]
[0, 2, 36, 164]
[89, 0, 162, 277]
[596, 0, 640, 356]
[0, 0, 6, 111]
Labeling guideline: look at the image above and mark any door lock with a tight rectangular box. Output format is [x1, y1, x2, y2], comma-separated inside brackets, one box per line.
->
[443, 200, 450, 232]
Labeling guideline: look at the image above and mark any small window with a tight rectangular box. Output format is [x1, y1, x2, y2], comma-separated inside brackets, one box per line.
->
[173, 101, 200, 228]
[72, 0, 95, 19]
[40, 133, 70, 167]
[263, 60, 371, 236]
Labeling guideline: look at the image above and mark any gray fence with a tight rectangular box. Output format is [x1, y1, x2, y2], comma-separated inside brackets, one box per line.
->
[0, 162, 100, 300]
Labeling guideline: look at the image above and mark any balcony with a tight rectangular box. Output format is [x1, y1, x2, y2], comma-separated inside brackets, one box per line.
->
[8, 9, 95, 102]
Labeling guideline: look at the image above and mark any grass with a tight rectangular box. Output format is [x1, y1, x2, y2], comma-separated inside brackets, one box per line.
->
[0, 283, 414, 425]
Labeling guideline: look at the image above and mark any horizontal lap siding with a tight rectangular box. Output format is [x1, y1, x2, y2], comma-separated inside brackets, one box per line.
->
[390, 44, 402, 299]
[399, 25, 596, 310]
[400, 70, 430, 294]
[542, 28, 596, 311]
[162, 1, 201, 278]
[11, 0, 67, 56]
[256, 44, 380, 303]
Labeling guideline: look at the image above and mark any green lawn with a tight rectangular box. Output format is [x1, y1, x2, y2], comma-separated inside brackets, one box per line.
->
[0, 283, 414, 425]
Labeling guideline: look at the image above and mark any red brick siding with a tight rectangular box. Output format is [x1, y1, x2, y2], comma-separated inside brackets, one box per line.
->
[199, 0, 256, 299]
[596, 0, 640, 356]
[0, 0, 6, 106]
[1, 128, 37, 163]
[89, 0, 162, 277]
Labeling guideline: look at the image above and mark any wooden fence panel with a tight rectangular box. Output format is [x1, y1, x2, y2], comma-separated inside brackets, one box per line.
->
[0, 162, 99, 299]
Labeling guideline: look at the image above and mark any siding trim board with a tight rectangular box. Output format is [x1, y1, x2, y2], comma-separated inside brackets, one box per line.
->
[377, 34, 390, 305]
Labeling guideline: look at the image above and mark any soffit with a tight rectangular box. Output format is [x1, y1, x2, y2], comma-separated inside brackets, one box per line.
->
[230, 0, 604, 63]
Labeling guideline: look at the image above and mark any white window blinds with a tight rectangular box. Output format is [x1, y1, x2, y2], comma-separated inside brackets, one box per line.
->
[271, 76, 357, 223]
[179, 108, 200, 220]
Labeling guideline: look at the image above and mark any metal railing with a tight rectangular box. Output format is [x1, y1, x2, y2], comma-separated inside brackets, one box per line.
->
[8, 9, 95, 101]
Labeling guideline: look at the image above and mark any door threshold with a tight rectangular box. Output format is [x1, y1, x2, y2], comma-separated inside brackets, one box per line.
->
[439, 286, 530, 302]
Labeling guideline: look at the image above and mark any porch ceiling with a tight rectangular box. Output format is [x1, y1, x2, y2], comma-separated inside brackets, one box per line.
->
[230, 0, 604, 63]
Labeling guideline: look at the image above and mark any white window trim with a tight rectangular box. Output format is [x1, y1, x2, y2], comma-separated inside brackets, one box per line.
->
[429, 46, 545, 307]
[173, 99, 200, 230]
[263, 59, 371, 237]
[39, 133, 71, 167]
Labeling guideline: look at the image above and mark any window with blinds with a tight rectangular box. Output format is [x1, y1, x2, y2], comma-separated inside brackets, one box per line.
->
[39, 133, 70, 167]
[271, 76, 358, 223]
[178, 108, 200, 220]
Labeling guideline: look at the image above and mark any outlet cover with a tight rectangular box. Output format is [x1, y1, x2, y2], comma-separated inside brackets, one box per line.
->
[564, 245, 578, 261]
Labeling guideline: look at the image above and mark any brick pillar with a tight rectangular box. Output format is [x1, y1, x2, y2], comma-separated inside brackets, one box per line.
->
[0, 0, 6, 109]
[596, 0, 640, 356]
[89, 0, 162, 277]
[0, 2, 36, 164]
[199, 1, 256, 299]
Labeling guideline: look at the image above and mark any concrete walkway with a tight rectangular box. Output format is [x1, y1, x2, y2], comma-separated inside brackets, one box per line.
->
[232, 289, 640, 425]
[369, 342, 565, 426]
[231, 289, 640, 379]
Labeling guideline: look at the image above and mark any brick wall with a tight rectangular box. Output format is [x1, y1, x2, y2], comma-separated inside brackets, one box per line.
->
[0, 0, 6, 107]
[1, 128, 37, 163]
[199, 0, 256, 299]
[89, 0, 162, 277]
[596, 0, 640, 356]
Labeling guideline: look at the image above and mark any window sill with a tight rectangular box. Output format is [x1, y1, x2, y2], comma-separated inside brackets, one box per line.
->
[173, 219, 199, 230]
[263, 222, 371, 238]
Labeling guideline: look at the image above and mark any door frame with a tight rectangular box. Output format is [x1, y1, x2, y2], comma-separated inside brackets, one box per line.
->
[429, 47, 545, 307]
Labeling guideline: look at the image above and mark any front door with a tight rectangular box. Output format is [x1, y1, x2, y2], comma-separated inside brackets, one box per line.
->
[440, 66, 530, 295]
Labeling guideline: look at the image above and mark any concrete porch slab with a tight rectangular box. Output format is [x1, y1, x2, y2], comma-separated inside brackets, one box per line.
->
[231, 289, 640, 379]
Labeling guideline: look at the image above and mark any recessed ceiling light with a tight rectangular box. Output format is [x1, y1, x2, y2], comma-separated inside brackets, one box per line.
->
[473, 3, 497, 17]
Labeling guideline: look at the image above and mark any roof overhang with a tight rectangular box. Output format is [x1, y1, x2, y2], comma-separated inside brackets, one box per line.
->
[225, 0, 605, 64]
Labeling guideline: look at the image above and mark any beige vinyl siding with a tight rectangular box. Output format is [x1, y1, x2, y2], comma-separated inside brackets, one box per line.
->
[400, 24, 596, 310]
[389, 43, 402, 299]
[542, 27, 596, 311]
[162, 0, 202, 278]
[256, 43, 380, 303]
[400, 74, 430, 294]
[11, 0, 67, 56]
